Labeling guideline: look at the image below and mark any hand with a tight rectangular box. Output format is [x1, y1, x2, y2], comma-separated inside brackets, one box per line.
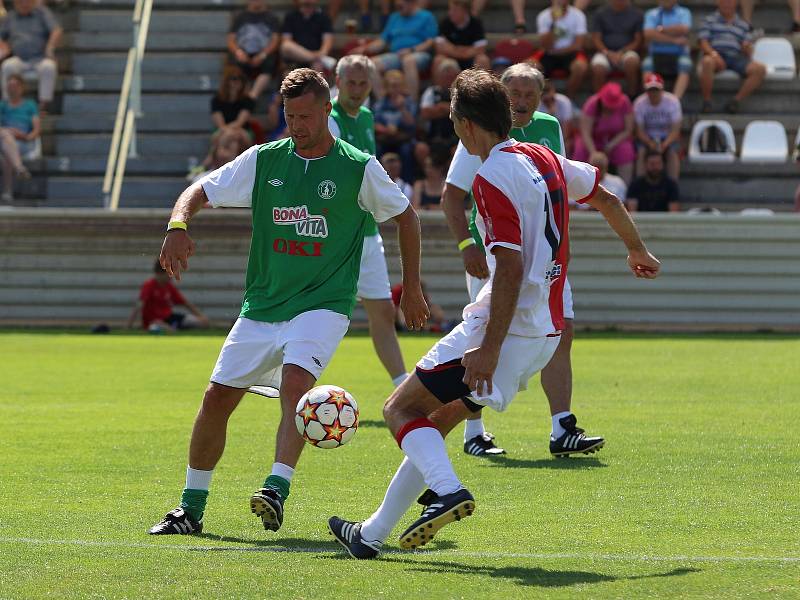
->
[397, 48, 411, 57]
[234, 48, 249, 63]
[196, 314, 210, 327]
[461, 344, 500, 397]
[627, 247, 661, 279]
[607, 50, 621, 64]
[399, 283, 430, 331]
[461, 244, 489, 280]
[589, 150, 605, 165]
[648, 139, 659, 151]
[386, 124, 398, 135]
[159, 229, 195, 281]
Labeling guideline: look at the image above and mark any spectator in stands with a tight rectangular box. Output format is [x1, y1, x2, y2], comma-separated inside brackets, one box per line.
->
[380, 151, 413, 198]
[740, 0, 800, 33]
[280, 0, 336, 74]
[419, 58, 460, 157]
[373, 69, 417, 178]
[0, 0, 61, 114]
[534, 0, 589, 98]
[471, 0, 527, 33]
[633, 73, 681, 180]
[574, 81, 636, 183]
[590, 0, 643, 97]
[412, 153, 446, 210]
[435, 0, 490, 71]
[228, 0, 281, 101]
[127, 260, 209, 332]
[626, 150, 680, 212]
[642, 0, 692, 100]
[189, 126, 251, 184]
[350, 0, 438, 100]
[0, 73, 34, 202]
[589, 151, 627, 204]
[538, 80, 577, 155]
[211, 65, 255, 134]
[391, 281, 450, 332]
[698, 0, 766, 114]
[329, 0, 391, 33]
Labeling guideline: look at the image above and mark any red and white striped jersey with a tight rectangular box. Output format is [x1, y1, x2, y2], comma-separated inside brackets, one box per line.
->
[466, 140, 599, 337]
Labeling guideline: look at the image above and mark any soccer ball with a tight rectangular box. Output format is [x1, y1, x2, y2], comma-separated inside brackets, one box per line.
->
[295, 385, 359, 449]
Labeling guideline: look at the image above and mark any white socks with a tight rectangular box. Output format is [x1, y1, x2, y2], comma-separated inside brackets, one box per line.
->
[270, 462, 295, 482]
[400, 426, 461, 497]
[551, 411, 572, 438]
[391, 373, 409, 388]
[361, 457, 425, 543]
[464, 417, 485, 442]
[185, 466, 213, 491]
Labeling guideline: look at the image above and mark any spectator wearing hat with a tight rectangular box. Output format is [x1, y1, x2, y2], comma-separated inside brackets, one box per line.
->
[280, 0, 336, 73]
[534, 0, 589, 98]
[642, 0, 692, 99]
[633, 73, 682, 180]
[435, 0, 490, 71]
[590, 0, 643, 97]
[698, 0, 766, 114]
[626, 150, 680, 212]
[573, 81, 635, 183]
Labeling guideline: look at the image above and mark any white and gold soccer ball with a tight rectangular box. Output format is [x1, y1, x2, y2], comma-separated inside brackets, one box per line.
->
[294, 385, 359, 449]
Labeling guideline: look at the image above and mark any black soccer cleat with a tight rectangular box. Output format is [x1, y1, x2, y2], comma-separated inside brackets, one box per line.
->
[148, 507, 203, 535]
[250, 487, 284, 531]
[328, 517, 382, 559]
[549, 414, 605, 457]
[398, 488, 476, 550]
[463, 432, 506, 457]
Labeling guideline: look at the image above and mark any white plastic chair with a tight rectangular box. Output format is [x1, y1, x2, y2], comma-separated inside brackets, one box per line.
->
[740, 120, 788, 163]
[753, 37, 797, 80]
[688, 120, 737, 163]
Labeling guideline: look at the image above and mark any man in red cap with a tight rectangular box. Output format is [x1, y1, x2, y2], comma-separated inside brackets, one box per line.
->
[633, 73, 682, 180]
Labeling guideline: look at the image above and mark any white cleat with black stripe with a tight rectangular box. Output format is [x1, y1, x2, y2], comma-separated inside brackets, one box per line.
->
[328, 517, 382, 559]
[550, 414, 605, 457]
[463, 432, 506, 457]
[148, 508, 203, 535]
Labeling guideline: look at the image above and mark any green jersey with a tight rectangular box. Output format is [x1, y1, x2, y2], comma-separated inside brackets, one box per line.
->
[200, 137, 409, 322]
[464, 112, 564, 249]
[329, 99, 380, 237]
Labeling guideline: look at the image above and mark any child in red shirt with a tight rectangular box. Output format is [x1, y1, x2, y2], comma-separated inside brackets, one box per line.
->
[127, 260, 209, 331]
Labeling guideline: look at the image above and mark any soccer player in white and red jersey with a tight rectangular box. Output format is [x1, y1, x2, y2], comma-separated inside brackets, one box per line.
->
[328, 68, 661, 558]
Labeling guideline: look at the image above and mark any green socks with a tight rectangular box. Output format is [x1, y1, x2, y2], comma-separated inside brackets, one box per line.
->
[263, 475, 291, 500]
[180, 488, 208, 521]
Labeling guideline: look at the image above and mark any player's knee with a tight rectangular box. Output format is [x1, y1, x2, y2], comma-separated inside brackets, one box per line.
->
[201, 384, 241, 418]
[280, 366, 314, 401]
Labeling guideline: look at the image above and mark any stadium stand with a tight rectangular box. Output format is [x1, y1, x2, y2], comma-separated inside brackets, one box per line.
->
[688, 118, 737, 161]
[4, 0, 799, 210]
[740, 119, 789, 161]
[753, 35, 796, 78]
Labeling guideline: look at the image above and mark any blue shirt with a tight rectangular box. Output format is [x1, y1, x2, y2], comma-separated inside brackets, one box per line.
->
[373, 96, 417, 132]
[698, 11, 751, 56]
[644, 4, 692, 56]
[381, 9, 438, 53]
[0, 98, 38, 134]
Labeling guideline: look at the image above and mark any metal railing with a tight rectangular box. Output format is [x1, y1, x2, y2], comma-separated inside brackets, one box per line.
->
[102, 0, 154, 211]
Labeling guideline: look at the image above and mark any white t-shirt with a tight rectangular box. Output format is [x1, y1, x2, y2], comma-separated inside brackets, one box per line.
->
[536, 6, 587, 51]
[538, 94, 575, 127]
[601, 173, 627, 203]
[199, 144, 409, 223]
[465, 140, 598, 337]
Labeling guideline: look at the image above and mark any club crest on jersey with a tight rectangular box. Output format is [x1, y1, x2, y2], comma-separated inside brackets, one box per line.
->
[273, 205, 329, 238]
[318, 180, 336, 200]
[545, 262, 562, 283]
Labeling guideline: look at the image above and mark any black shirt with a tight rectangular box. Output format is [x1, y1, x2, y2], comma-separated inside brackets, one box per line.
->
[627, 175, 679, 212]
[591, 5, 643, 51]
[438, 16, 486, 70]
[211, 95, 255, 124]
[282, 8, 332, 52]
[230, 11, 280, 55]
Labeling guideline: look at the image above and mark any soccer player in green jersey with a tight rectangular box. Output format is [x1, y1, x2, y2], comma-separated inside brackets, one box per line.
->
[441, 63, 604, 458]
[149, 68, 429, 536]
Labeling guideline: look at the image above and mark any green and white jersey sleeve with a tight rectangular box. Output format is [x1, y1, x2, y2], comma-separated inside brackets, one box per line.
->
[357, 156, 410, 223]
[328, 115, 341, 139]
[199, 145, 259, 208]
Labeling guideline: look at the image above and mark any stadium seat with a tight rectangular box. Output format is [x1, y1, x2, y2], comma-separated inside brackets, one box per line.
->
[740, 120, 788, 163]
[753, 37, 797, 80]
[688, 120, 737, 163]
[793, 127, 800, 162]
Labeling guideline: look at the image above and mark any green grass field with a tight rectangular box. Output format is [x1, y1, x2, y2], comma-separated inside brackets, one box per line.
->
[1, 331, 798, 599]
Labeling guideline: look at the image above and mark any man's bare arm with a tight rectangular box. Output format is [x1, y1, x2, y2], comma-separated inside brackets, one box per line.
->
[441, 183, 489, 279]
[159, 183, 209, 281]
[392, 205, 430, 330]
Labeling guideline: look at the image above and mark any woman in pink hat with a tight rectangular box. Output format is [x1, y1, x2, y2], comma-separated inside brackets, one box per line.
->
[572, 81, 635, 183]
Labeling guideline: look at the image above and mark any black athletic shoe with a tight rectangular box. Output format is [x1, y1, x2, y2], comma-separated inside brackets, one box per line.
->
[549, 414, 605, 457]
[148, 507, 203, 535]
[250, 487, 284, 531]
[398, 488, 475, 550]
[463, 432, 506, 457]
[328, 517, 382, 559]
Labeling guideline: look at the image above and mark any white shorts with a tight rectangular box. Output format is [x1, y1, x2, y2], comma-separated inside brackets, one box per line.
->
[466, 274, 574, 319]
[210, 311, 349, 388]
[416, 316, 560, 412]
[590, 50, 641, 70]
[357, 233, 392, 300]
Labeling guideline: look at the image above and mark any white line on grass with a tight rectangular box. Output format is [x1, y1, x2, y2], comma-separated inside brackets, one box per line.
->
[0, 537, 798, 563]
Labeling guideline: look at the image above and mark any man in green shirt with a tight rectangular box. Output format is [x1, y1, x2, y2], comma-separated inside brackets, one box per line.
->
[149, 68, 428, 536]
[441, 63, 604, 459]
